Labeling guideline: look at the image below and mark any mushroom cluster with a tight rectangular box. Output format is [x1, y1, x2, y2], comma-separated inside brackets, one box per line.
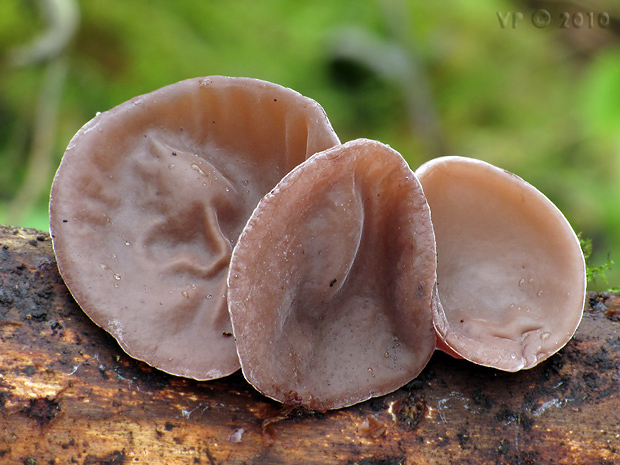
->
[50, 76, 586, 411]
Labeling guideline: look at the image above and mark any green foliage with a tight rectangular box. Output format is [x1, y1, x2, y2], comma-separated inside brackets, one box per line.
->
[581, 48, 620, 146]
[0, 0, 618, 288]
[579, 234, 619, 292]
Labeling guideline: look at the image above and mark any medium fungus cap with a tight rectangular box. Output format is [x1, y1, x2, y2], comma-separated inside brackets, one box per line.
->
[228, 139, 437, 411]
[415, 156, 586, 371]
[49, 76, 340, 380]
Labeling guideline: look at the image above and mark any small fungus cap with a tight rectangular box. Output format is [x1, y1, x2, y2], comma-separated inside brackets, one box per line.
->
[49, 76, 340, 380]
[228, 139, 437, 411]
[415, 156, 586, 371]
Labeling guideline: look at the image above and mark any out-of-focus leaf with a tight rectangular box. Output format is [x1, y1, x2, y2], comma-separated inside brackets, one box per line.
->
[581, 48, 620, 145]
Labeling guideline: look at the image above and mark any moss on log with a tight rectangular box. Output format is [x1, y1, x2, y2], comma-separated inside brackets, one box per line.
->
[1, 225, 619, 464]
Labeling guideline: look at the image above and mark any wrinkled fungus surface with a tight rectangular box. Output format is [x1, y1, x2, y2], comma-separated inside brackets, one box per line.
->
[416, 156, 586, 372]
[49, 76, 340, 380]
[228, 139, 437, 410]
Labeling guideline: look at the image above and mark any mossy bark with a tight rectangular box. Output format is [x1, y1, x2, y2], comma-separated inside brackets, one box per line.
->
[1, 225, 619, 464]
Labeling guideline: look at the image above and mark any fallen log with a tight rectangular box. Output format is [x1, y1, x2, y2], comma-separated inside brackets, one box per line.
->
[0, 224, 618, 464]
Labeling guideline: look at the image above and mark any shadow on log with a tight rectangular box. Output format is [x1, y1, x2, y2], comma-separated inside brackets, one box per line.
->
[0, 225, 619, 464]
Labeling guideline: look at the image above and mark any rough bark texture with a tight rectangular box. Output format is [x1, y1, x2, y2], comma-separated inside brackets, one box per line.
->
[0, 224, 619, 465]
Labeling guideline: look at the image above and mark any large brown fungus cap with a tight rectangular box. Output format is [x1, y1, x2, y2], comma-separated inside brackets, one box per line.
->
[49, 76, 340, 380]
[228, 139, 437, 411]
[415, 156, 586, 371]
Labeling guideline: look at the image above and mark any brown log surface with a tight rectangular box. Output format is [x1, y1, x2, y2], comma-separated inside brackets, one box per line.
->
[0, 224, 619, 464]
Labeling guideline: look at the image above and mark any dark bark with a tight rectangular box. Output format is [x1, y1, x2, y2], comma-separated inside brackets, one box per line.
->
[1, 225, 619, 464]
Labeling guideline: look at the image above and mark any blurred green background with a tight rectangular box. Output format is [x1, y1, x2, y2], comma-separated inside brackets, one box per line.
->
[0, 0, 619, 289]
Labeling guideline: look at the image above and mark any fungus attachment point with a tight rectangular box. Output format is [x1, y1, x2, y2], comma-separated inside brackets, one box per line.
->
[228, 139, 437, 411]
[416, 156, 586, 371]
[49, 76, 339, 380]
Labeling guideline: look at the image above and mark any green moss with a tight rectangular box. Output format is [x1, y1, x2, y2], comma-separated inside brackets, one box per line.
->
[580, 234, 619, 292]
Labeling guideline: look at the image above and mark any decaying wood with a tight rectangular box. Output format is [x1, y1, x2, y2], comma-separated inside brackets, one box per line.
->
[0, 224, 619, 464]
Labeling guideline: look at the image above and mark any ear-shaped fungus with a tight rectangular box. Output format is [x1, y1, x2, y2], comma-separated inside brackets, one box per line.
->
[49, 76, 340, 380]
[415, 156, 586, 372]
[227, 139, 437, 411]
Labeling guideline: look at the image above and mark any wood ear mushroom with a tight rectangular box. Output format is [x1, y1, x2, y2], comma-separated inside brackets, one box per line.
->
[49, 76, 340, 380]
[228, 139, 437, 411]
[416, 156, 586, 372]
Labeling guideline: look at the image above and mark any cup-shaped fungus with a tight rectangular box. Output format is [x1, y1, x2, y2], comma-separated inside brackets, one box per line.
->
[415, 156, 586, 371]
[227, 139, 437, 411]
[49, 76, 340, 380]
